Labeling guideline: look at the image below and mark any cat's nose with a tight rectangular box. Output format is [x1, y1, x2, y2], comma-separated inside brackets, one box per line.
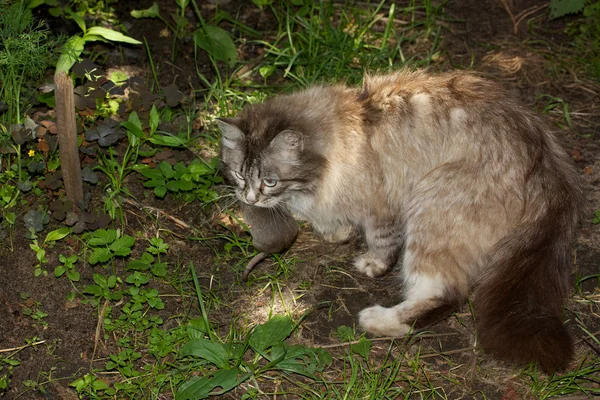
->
[245, 191, 258, 204]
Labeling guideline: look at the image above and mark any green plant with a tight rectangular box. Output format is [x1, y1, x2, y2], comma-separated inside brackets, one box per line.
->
[525, 358, 600, 398]
[54, 254, 80, 282]
[131, 0, 191, 63]
[254, 0, 437, 87]
[175, 263, 331, 399]
[567, 1, 600, 78]
[83, 228, 135, 265]
[549, 0, 586, 19]
[135, 158, 221, 203]
[29, 227, 71, 276]
[37, 0, 119, 24]
[593, 210, 600, 224]
[177, 315, 331, 399]
[0, 355, 21, 395]
[536, 94, 581, 135]
[94, 112, 147, 223]
[82, 273, 122, 306]
[0, 1, 64, 196]
[131, 0, 237, 67]
[105, 349, 142, 377]
[136, 161, 194, 199]
[19, 294, 49, 327]
[55, 8, 141, 75]
[0, 0, 64, 126]
[0, 179, 18, 248]
[147, 236, 169, 256]
[70, 372, 114, 398]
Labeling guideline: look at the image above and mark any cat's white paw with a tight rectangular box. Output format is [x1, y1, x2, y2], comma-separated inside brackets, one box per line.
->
[354, 254, 389, 277]
[358, 305, 412, 337]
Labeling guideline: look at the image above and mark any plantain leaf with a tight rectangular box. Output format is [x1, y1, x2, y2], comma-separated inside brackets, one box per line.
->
[85, 27, 142, 44]
[193, 25, 237, 67]
[55, 36, 86, 75]
[176, 369, 240, 400]
[249, 315, 293, 354]
[131, 3, 161, 19]
[179, 338, 229, 369]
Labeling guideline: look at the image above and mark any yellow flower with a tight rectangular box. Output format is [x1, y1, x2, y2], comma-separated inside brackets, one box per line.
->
[28, 149, 35, 157]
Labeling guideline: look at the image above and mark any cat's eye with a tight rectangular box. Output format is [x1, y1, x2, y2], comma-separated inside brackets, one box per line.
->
[233, 171, 244, 180]
[262, 178, 278, 187]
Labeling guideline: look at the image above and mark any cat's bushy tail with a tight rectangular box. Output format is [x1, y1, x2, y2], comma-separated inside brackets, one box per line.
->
[473, 164, 581, 372]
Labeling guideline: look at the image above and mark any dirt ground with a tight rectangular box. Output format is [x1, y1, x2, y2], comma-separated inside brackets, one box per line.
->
[1, 0, 599, 399]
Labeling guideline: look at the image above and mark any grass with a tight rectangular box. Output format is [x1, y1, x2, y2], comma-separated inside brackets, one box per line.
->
[1, 0, 600, 399]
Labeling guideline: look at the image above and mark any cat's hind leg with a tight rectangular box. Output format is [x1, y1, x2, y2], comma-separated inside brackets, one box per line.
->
[359, 170, 487, 335]
[359, 267, 464, 337]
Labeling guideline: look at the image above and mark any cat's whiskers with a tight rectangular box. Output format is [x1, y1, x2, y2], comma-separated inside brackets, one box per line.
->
[284, 201, 325, 233]
[270, 204, 299, 232]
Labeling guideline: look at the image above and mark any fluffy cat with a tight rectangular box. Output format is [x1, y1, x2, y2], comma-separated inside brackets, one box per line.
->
[218, 70, 582, 371]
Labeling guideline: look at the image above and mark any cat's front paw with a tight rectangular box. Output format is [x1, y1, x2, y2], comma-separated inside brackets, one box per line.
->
[354, 254, 390, 277]
[358, 305, 412, 337]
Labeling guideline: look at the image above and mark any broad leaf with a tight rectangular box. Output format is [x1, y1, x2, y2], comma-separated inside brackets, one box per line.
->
[149, 105, 160, 134]
[87, 229, 117, 246]
[126, 272, 149, 287]
[193, 25, 237, 67]
[85, 26, 142, 44]
[127, 260, 151, 271]
[549, 0, 585, 19]
[110, 236, 135, 256]
[166, 180, 181, 192]
[249, 315, 294, 353]
[187, 318, 209, 338]
[151, 262, 168, 277]
[144, 179, 167, 188]
[89, 248, 112, 264]
[67, 270, 80, 281]
[136, 167, 165, 181]
[175, 179, 195, 191]
[159, 161, 175, 179]
[350, 338, 372, 360]
[56, 36, 85, 75]
[149, 134, 187, 147]
[131, 3, 161, 19]
[176, 368, 239, 400]
[121, 121, 144, 139]
[175, 0, 189, 9]
[179, 338, 229, 369]
[66, 8, 87, 33]
[82, 284, 102, 296]
[269, 344, 329, 378]
[154, 186, 167, 198]
[45, 227, 70, 242]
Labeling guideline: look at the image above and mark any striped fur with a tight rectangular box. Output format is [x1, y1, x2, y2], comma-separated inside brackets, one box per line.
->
[219, 70, 582, 371]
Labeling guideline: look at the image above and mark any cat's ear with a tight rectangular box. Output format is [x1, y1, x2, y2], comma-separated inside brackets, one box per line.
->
[269, 130, 304, 162]
[216, 118, 244, 149]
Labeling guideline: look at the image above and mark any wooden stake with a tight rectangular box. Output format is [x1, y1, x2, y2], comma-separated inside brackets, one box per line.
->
[54, 72, 84, 211]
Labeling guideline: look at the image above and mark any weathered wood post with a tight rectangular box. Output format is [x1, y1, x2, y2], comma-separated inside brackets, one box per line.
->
[54, 72, 84, 211]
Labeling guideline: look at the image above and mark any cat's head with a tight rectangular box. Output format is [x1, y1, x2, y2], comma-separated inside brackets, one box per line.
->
[217, 103, 328, 208]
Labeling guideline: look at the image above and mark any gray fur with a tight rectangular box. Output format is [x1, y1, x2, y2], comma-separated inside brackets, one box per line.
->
[218, 70, 582, 371]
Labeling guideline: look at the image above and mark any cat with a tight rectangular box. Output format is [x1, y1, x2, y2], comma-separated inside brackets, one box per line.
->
[218, 69, 582, 371]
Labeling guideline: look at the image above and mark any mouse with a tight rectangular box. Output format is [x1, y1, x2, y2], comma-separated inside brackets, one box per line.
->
[240, 204, 298, 281]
